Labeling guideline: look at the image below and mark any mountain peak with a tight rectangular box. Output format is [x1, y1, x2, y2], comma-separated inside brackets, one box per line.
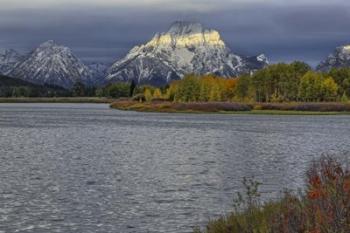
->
[338, 45, 350, 54]
[317, 44, 350, 71]
[8, 41, 93, 89]
[35, 40, 72, 57]
[107, 21, 268, 86]
[146, 21, 225, 48]
[167, 21, 204, 35]
[39, 40, 58, 47]
[256, 54, 268, 63]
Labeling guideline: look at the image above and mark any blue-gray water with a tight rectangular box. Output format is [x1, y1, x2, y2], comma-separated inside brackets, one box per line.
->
[1, 103, 350, 233]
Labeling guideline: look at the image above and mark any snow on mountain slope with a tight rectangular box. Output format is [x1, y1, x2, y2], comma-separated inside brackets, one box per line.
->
[106, 21, 268, 86]
[8, 40, 93, 89]
[0, 49, 22, 75]
[317, 45, 350, 71]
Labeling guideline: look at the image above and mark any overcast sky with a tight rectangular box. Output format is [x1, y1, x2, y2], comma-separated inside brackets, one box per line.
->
[1, 0, 350, 66]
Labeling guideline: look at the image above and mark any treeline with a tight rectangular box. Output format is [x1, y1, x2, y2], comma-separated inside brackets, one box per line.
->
[0, 75, 137, 98]
[0, 76, 132, 98]
[3, 62, 350, 102]
[0, 75, 70, 97]
[140, 62, 350, 103]
[158, 62, 350, 102]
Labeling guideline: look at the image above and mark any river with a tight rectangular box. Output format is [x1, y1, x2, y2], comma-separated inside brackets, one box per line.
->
[1, 103, 350, 233]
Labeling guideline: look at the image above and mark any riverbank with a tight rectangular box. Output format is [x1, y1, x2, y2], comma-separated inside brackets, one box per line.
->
[110, 100, 350, 115]
[110, 101, 252, 113]
[0, 97, 115, 103]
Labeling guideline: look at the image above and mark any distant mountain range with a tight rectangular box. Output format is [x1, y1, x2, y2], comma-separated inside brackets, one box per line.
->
[1, 21, 350, 89]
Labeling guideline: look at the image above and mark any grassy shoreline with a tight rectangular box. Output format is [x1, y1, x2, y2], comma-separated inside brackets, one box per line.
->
[110, 100, 350, 115]
[0, 97, 115, 104]
[1, 98, 349, 115]
[244, 110, 350, 115]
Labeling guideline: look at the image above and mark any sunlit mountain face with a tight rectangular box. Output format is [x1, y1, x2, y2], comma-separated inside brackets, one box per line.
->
[106, 21, 268, 86]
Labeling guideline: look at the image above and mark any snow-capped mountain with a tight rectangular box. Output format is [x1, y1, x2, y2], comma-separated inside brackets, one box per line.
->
[106, 21, 268, 86]
[0, 49, 23, 75]
[317, 45, 350, 71]
[8, 40, 93, 89]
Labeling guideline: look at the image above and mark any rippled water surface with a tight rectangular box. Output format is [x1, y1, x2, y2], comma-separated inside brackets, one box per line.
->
[1, 103, 350, 233]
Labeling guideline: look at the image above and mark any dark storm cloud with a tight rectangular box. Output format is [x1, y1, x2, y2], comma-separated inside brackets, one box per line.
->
[201, 3, 350, 65]
[1, 1, 350, 66]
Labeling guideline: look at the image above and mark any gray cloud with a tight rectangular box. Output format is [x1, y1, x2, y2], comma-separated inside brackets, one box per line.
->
[0, 1, 350, 66]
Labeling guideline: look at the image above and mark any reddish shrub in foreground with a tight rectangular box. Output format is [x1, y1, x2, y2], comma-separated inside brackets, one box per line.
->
[304, 157, 350, 233]
[200, 157, 350, 233]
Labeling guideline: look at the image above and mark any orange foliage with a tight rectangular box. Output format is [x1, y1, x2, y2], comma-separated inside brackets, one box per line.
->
[308, 189, 322, 200]
[309, 175, 321, 187]
[304, 157, 350, 232]
[343, 178, 350, 193]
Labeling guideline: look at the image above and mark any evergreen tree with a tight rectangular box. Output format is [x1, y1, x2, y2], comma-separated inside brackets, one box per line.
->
[129, 80, 136, 97]
[106, 82, 130, 98]
[72, 81, 86, 97]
